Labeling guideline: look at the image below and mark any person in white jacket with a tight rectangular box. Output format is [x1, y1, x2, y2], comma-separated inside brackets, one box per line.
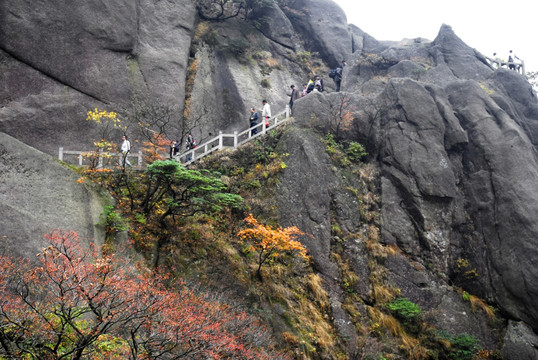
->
[119, 135, 132, 167]
[261, 100, 271, 127]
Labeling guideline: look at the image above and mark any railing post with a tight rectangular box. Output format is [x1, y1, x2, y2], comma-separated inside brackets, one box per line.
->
[262, 120, 267, 134]
[234, 131, 238, 149]
[97, 148, 103, 168]
[138, 151, 143, 166]
[219, 131, 223, 150]
[59, 147, 63, 161]
[79, 153, 83, 166]
[285, 104, 290, 118]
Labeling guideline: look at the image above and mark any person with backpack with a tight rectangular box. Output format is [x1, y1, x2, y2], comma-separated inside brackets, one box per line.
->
[508, 50, 520, 71]
[119, 135, 132, 167]
[306, 79, 315, 94]
[329, 60, 346, 92]
[185, 132, 195, 162]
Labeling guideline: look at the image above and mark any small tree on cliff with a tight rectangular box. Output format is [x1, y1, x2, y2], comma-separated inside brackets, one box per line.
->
[82, 108, 126, 169]
[142, 159, 243, 220]
[237, 214, 309, 281]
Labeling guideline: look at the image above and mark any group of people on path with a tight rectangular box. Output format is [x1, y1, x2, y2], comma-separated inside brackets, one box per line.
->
[170, 132, 196, 162]
[288, 60, 347, 114]
[250, 61, 348, 136]
[492, 50, 522, 71]
[119, 61, 349, 166]
[249, 100, 271, 136]
[118, 132, 196, 167]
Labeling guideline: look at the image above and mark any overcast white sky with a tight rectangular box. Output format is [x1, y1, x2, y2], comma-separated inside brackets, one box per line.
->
[332, 0, 537, 73]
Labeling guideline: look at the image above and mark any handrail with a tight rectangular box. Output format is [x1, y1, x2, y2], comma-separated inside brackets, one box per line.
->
[58, 149, 143, 167]
[485, 56, 525, 75]
[177, 105, 291, 164]
[58, 105, 291, 168]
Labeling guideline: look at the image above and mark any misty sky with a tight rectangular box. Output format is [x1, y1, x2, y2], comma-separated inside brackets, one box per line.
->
[333, 0, 537, 72]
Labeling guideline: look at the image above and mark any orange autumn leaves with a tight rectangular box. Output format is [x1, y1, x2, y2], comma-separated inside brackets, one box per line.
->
[237, 214, 309, 280]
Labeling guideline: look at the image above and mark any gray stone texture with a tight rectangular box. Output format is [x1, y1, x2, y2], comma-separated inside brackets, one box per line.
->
[2, 0, 538, 355]
[0, 0, 196, 154]
[0, 132, 108, 258]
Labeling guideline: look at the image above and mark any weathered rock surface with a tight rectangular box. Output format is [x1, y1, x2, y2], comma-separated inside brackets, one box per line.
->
[502, 321, 538, 360]
[287, 23, 538, 353]
[0, 0, 196, 154]
[2, 0, 538, 356]
[0, 132, 108, 258]
[287, 0, 352, 67]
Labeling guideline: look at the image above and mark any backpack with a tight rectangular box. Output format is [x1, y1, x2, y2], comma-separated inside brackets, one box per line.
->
[328, 69, 337, 78]
[187, 135, 196, 149]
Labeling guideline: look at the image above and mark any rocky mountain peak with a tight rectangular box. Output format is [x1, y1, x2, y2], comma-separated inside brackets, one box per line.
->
[1, 0, 537, 358]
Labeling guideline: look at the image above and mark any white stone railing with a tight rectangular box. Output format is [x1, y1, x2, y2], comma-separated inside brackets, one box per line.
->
[58, 105, 291, 168]
[58, 149, 144, 168]
[178, 105, 291, 164]
[486, 56, 525, 75]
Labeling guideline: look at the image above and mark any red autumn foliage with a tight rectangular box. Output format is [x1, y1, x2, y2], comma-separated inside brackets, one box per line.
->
[143, 133, 170, 163]
[0, 230, 289, 359]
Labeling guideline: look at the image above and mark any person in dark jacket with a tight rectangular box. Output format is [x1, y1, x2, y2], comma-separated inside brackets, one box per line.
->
[249, 107, 259, 136]
[333, 60, 346, 92]
[185, 132, 195, 162]
[170, 140, 180, 159]
[289, 85, 300, 114]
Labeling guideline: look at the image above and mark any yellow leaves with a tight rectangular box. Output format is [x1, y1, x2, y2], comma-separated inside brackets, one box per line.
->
[76, 177, 85, 184]
[86, 108, 126, 130]
[87, 108, 118, 123]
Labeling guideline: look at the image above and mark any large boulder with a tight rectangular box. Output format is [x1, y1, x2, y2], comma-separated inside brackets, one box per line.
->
[289, 23, 538, 349]
[447, 80, 538, 330]
[0, 132, 108, 259]
[502, 321, 538, 360]
[0, 0, 196, 155]
[286, 0, 352, 67]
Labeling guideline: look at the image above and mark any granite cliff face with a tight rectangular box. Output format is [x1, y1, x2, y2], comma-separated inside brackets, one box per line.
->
[1, 0, 538, 358]
[0, 0, 196, 155]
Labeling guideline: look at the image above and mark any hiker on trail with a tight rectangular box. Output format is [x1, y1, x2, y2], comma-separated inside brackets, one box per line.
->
[314, 75, 324, 92]
[302, 83, 308, 97]
[493, 53, 503, 68]
[289, 85, 300, 114]
[249, 107, 259, 136]
[261, 100, 271, 125]
[185, 132, 195, 162]
[306, 79, 314, 94]
[508, 50, 520, 70]
[119, 135, 132, 167]
[170, 140, 180, 159]
[331, 61, 346, 92]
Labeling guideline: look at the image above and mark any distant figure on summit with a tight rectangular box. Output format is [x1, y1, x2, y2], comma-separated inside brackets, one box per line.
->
[508, 50, 520, 70]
